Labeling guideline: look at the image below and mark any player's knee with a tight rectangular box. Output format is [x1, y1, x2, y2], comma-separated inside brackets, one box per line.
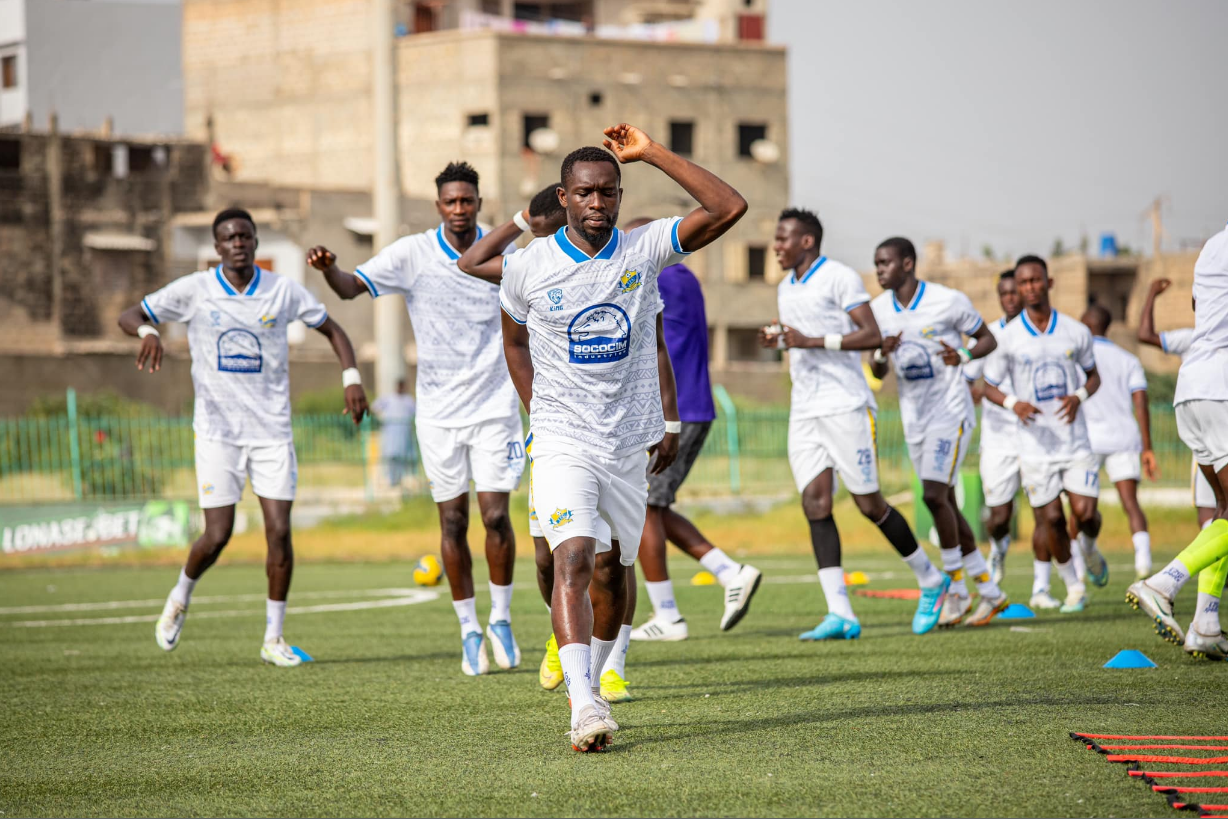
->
[440, 507, 468, 542]
[851, 493, 888, 521]
[479, 506, 511, 536]
[1039, 505, 1065, 530]
[801, 493, 832, 521]
[199, 525, 232, 554]
[921, 485, 949, 512]
[263, 517, 291, 547]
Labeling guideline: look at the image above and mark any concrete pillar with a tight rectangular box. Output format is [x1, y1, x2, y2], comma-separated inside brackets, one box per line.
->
[47, 112, 64, 344]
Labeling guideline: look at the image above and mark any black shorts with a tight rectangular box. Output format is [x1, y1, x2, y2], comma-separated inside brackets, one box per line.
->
[646, 421, 712, 507]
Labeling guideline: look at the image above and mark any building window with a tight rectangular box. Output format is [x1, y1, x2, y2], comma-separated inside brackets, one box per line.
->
[523, 113, 550, 149]
[411, 2, 437, 33]
[0, 138, 18, 170]
[670, 121, 694, 157]
[747, 246, 766, 281]
[589, 92, 603, 107]
[1, 55, 15, 89]
[738, 123, 767, 158]
[728, 327, 780, 363]
[467, 112, 489, 127]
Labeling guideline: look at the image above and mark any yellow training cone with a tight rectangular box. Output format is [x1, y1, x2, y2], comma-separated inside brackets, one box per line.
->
[844, 570, 869, 586]
[691, 570, 717, 586]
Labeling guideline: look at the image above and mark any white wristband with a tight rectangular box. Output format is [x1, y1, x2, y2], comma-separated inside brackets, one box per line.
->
[957, 347, 972, 364]
[1003, 394, 1019, 411]
[824, 334, 843, 351]
[664, 420, 682, 434]
[342, 367, 362, 388]
[1074, 386, 1090, 403]
[873, 349, 887, 364]
[513, 210, 530, 232]
[137, 325, 159, 339]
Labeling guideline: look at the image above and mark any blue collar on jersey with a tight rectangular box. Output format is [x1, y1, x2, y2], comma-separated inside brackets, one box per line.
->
[1020, 308, 1058, 336]
[1093, 335, 1112, 344]
[890, 280, 926, 312]
[789, 255, 827, 284]
[435, 224, 484, 261]
[215, 265, 261, 296]
[554, 226, 621, 263]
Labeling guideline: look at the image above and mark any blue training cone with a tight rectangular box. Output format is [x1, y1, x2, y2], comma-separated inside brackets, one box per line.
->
[998, 603, 1036, 619]
[290, 646, 314, 663]
[1103, 649, 1156, 669]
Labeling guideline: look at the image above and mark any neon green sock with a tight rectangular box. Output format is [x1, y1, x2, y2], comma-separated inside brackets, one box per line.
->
[1198, 555, 1228, 598]
[1175, 519, 1228, 576]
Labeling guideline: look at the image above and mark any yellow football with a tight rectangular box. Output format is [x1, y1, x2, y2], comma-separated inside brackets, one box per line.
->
[413, 554, 443, 586]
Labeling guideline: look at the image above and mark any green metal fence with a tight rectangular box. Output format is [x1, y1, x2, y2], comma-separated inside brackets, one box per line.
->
[0, 389, 1202, 504]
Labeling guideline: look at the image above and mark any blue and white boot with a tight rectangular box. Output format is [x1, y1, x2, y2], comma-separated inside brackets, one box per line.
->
[799, 613, 861, 641]
[461, 631, 490, 676]
[486, 620, 521, 670]
[912, 574, 950, 635]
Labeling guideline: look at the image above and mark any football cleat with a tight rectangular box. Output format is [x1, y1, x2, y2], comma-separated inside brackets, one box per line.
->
[912, 574, 950, 635]
[630, 615, 688, 642]
[1059, 589, 1088, 614]
[1126, 580, 1184, 644]
[461, 631, 490, 676]
[966, 593, 1009, 626]
[1030, 591, 1062, 610]
[1183, 628, 1228, 661]
[600, 669, 632, 703]
[938, 592, 972, 627]
[1082, 546, 1109, 587]
[799, 612, 861, 641]
[486, 620, 521, 670]
[989, 549, 1007, 586]
[719, 564, 763, 631]
[260, 636, 303, 667]
[568, 704, 613, 753]
[155, 595, 187, 651]
[539, 633, 564, 690]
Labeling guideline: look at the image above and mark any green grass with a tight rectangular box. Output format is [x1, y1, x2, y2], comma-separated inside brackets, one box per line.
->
[1, 542, 1223, 817]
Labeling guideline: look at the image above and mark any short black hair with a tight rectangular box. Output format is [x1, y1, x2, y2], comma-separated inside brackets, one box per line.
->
[560, 146, 620, 187]
[529, 182, 564, 218]
[778, 208, 823, 248]
[1086, 303, 1112, 332]
[999, 268, 1015, 280]
[213, 207, 255, 239]
[1015, 254, 1048, 275]
[435, 161, 479, 193]
[877, 236, 916, 263]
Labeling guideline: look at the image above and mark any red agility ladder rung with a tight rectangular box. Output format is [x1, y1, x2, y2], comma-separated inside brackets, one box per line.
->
[1132, 771, 1228, 778]
[1106, 754, 1228, 764]
[1106, 745, 1228, 751]
[1155, 787, 1228, 794]
[1074, 733, 1228, 741]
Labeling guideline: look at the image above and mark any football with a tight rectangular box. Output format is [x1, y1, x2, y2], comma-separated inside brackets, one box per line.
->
[412, 555, 443, 586]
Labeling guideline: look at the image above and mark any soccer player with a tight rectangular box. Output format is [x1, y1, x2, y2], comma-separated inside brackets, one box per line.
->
[120, 207, 368, 667]
[982, 255, 1101, 614]
[868, 237, 1008, 627]
[306, 162, 526, 677]
[623, 217, 762, 643]
[1078, 305, 1158, 579]
[1137, 278, 1217, 529]
[467, 123, 746, 751]
[1128, 225, 1228, 660]
[760, 211, 950, 641]
[963, 271, 1027, 593]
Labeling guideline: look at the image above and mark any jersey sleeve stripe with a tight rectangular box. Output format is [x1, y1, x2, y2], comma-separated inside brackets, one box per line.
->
[843, 298, 870, 312]
[1160, 333, 1171, 353]
[984, 374, 1003, 387]
[353, 268, 379, 298]
[500, 301, 527, 324]
[306, 311, 329, 329]
[141, 298, 160, 325]
[966, 316, 984, 334]
[670, 219, 692, 256]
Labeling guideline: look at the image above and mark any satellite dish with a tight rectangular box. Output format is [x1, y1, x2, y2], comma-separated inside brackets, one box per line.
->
[750, 139, 780, 164]
[528, 128, 560, 155]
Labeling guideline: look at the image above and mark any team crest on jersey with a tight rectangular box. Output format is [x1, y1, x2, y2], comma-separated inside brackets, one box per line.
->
[895, 341, 934, 381]
[201, 483, 215, 495]
[549, 288, 564, 305]
[260, 314, 277, 329]
[1033, 361, 1068, 401]
[618, 269, 642, 294]
[217, 328, 263, 373]
[920, 326, 937, 339]
[550, 508, 573, 529]
[568, 303, 630, 364]
[1064, 348, 1074, 359]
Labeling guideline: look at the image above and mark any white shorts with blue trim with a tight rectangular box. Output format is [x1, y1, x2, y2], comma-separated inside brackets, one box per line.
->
[1021, 453, 1100, 508]
[979, 449, 1021, 507]
[787, 408, 880, 496]
[417, 414, 525, 503]
[195, 438, 297, 508]
[906, 421, 972, 487]
[1096, 451, 1141, 484]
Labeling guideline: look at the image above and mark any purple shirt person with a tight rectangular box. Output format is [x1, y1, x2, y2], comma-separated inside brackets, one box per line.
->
[658, 263, 716, 423]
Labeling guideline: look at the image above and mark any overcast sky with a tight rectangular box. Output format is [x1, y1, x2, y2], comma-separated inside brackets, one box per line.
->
[768, 0, 1228, 269]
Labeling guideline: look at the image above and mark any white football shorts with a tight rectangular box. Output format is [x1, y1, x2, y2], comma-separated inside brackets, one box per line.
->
[195, 438, 297, 508]
[528, 435, 648, 566]
[1020, 452, 1100, 508]
[1096, 451, 1141, 484]
[979, 449, 1021, 508]
[1193, 456, 1217, 510]
[906, 420, 972, 487]
[1176, 400, 1228, 474]
[526, 434, 612, 547]
[416, 414, 525, 503]
[788, 408, 880, 496]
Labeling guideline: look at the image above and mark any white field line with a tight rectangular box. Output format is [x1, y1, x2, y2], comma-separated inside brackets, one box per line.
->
[0, 587, 423, 615]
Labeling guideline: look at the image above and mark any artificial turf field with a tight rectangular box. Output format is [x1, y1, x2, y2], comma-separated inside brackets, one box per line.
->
[1, 499, 1223, 818]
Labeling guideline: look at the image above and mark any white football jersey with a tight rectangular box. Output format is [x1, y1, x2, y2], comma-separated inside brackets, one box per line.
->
[777, 256, 876, 419]
[964, 317, 1017, 455]
[142, 266, 327, 445]
[499, 219, 679, 458]
[1175, 225, 1228, 406]
[1083, 337, 1147, 455]
[982, 309, 1096, 461]
[354, 224, 519, 428]
[1160, 327, 1194, 356]
[870, 281, 982, 443]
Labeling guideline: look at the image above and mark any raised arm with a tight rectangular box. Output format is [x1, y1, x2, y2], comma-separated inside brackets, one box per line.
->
[502, 312, 533, 411]
[1137, 278, 1170, 348]
[602, 123, 747, 252]
[306, 246, 370, 300]
[314, 317, 369, 424]
[457, 220, 523, 283]
[650, 312, 679, 474]
[118, 304, 164, 374]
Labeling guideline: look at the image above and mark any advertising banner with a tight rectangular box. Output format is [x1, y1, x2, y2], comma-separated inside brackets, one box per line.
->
[1, 501, 193, 557]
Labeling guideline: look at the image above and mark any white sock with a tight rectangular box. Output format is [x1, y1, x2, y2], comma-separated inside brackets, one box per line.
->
[1070, 538, 1088, 581]
[559, 642, 594, 725]
[963, 549, 1003, 599]
[939, 547, 968, 596]
[1203, 517, 1215, 531]
[1078, 531, 1099, 555]
[1032, 560, 1052, 596]
[817, 567, 856, 620]
[171, 568, 197, 607]
[990, 534, 1010, 557]
[645, 579, 683, 623]
[1132, 531, 1152, 571]
[452, 598, 481, 637]
[903, 548, 944, 588]
[589, 637, 616, 695]
[264, 599, 286, 643]
[1149, 558, 1192, 599]
[1193, 592, 1222, 634]
[489, 582, 513, 624]
[1055, 559, 1085, 599]
[604, 624, 631, 678]
[699, 548, 740, 586]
